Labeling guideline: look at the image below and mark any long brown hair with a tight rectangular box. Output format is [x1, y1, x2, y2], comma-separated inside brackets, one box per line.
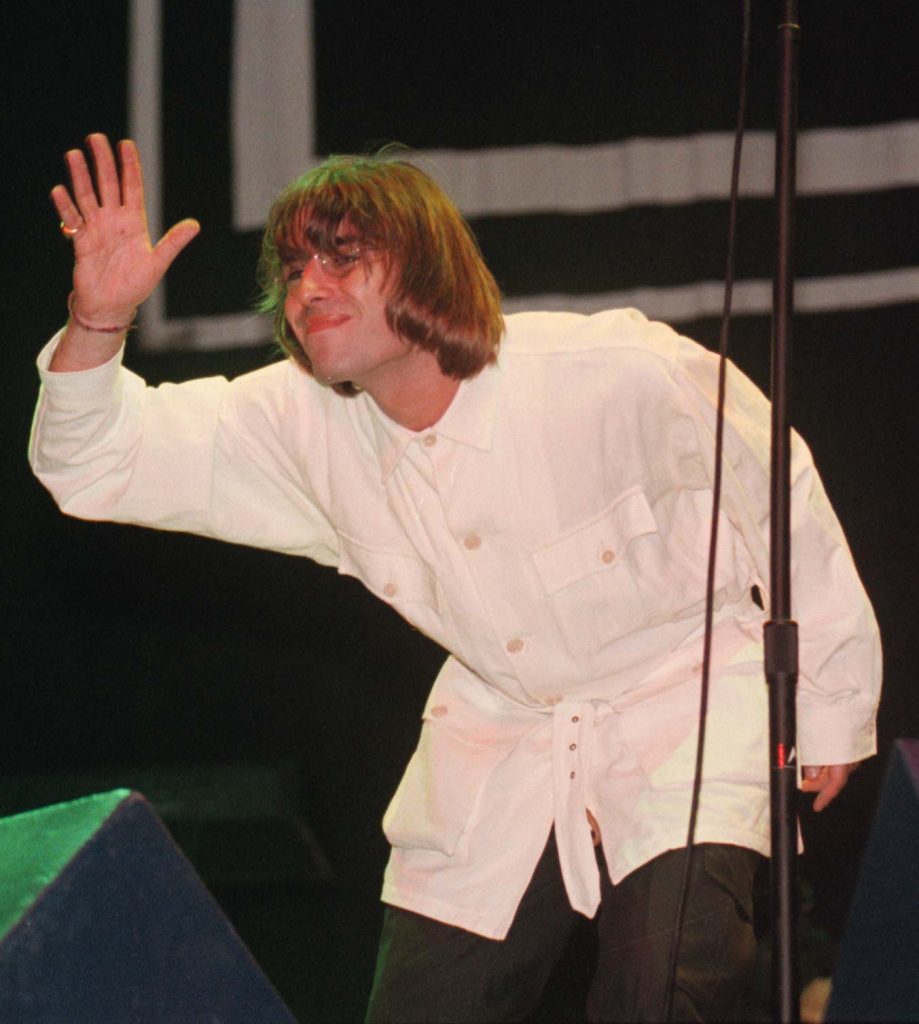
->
[258, 152, 503, 395]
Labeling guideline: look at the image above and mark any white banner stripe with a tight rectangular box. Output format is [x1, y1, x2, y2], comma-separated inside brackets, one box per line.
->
[231, 0, 314, 230]
[501, 267, 919, 323]
[417, 122, 919, 219]
[234, 120, 919, 229]
[139, 268, 919, 352]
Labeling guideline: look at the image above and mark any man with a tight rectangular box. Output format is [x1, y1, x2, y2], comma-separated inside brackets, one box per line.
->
[32, 134, 880, 1022]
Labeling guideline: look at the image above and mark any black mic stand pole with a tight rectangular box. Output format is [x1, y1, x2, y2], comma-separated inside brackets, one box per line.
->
[766, 2, 801, 1021]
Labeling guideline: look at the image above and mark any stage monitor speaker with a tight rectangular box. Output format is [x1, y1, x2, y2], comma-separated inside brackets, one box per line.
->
[0, 789, 298, 1024]
[826, 738, 919, 1022]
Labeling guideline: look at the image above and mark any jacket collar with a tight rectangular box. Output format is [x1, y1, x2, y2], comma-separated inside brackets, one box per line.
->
[360, 360, 501, 482]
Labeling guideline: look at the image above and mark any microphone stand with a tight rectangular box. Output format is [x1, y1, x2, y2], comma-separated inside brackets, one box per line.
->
[766, 2, 801, 1020]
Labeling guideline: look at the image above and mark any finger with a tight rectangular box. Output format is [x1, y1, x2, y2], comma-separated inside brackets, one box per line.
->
[87, 133, 122, 207]
[812, 776, 846, 812]
[65, 148, 100, 216]
[118, 139, 144, 212]
[808, 765, 853, 812]
[50, 183, 82, 225]
[152, 218, 201, 274]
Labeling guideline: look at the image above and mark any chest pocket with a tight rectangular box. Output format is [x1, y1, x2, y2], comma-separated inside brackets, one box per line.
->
[336, 533, 440, 614]
[531, 486, 748, 657]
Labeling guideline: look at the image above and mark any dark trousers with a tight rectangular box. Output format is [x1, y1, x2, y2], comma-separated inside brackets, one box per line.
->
[366, 833, 760, 1023]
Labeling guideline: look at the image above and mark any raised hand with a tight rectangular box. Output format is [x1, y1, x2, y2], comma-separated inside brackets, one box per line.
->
[51, 133, 199, 337]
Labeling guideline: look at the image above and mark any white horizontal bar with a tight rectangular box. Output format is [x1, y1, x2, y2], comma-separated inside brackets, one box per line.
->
[138, 267, 919, 352]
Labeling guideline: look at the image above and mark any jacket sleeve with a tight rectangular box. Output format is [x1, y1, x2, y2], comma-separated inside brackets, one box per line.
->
[29, 331, 340, 566]
[669, 331, 881, 768]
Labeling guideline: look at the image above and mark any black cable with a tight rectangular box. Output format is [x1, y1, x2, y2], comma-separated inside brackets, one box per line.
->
[660, 1, 752, 1018]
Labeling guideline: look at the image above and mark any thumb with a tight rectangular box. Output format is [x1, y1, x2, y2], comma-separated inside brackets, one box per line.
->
[152, 217, 201, 274]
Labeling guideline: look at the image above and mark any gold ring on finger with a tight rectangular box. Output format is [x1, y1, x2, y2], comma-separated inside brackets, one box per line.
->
[60, 221, 81, 238]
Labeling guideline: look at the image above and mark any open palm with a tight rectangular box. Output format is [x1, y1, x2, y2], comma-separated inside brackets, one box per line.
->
[51, 133, 199, 325]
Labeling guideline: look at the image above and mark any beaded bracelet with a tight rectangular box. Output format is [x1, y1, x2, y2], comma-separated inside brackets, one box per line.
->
[67, 291, 137, 335]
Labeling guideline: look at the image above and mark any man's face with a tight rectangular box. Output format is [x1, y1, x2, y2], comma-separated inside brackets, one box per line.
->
[282, 231, 412, 393]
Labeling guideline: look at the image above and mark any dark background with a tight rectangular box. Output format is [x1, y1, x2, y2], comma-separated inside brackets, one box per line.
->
[2, 3, 918, 1021]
